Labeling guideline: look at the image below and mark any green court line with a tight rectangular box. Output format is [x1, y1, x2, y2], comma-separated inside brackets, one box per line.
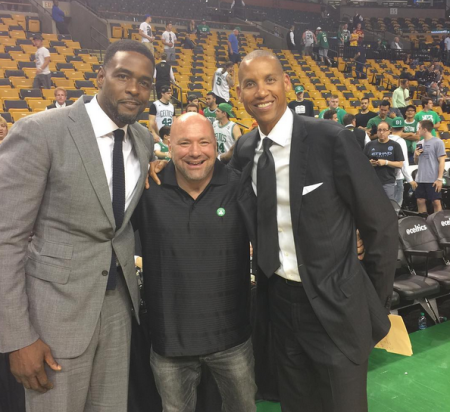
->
[257, 322, 450, 412]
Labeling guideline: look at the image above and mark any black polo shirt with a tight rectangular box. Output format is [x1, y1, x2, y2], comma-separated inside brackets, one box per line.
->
[133, 160, 251, 357]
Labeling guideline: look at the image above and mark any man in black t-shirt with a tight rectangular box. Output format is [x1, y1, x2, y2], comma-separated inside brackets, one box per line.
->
[364, 121, 404, 200]
[288, 85, 314, 117]
[355, 97, 377, 128]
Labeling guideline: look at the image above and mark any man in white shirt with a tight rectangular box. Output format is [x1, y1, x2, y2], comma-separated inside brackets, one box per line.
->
[302, 28, 316, 56]
[389, 117, 417, 206]
[46, 87, 73, 110]
[139, 14, 155, 55]
[32, 34, 51, 89]
[161, 22, 177, 63]
[0, 40, 155, 412]
[444, 34, 450, 64]
[229, 50, 397, 412]
[287, 25, 296, 51]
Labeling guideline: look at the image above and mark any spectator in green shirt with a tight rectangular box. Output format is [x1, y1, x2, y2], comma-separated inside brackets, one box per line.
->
[316, 27, 331, 65]
[392, 79, 410, 117]
[415, 97, 441, 137]
[154, 125, 171, 161]
[402, 104, 420, 163]
[197, 20, 210, 36]
[319, 95, 346, 124]
[366, 100, 394, 139]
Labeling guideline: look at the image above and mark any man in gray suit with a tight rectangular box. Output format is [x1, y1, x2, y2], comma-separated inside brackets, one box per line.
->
[0, 40, 155, 411]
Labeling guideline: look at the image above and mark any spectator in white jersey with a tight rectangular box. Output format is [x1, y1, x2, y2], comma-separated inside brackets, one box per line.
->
[212, 61, 235, 104]
[302, 28, 316, 56]
[161, 22, 177, 63]
[139, 14, 155, 55]
[213, 103, 241, 159]
[149, 85, 175, 142]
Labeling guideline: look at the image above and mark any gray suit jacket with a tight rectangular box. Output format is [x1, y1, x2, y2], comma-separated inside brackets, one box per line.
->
[0, 96, 154, 357]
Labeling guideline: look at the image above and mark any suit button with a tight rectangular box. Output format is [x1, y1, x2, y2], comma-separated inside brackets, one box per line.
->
[102, 270, 108, 276]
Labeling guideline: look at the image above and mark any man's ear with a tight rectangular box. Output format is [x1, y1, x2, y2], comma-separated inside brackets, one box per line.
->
[97, 66, 106, 90]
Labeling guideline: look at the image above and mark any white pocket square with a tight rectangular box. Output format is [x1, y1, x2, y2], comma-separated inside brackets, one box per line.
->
[302, 183, 323, 195]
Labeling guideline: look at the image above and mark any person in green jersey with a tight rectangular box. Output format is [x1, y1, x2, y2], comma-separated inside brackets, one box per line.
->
[197, 19, 210, 36]
[203, 91, 218, 124]
[319, 95, 347, 124]
[316, 27, 331, 65]
[402, 104, 420, 162]
[415, 97, 441, 137]
[154, 125, 171, 161]
[366, 100, 394, 139]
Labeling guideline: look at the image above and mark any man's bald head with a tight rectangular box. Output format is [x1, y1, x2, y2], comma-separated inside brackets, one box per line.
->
[170, 113, 215, 144]
[238, 50, 284, 83]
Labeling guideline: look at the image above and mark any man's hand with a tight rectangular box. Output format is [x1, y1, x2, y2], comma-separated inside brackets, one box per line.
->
[36, 68, 42, 74]
[356, 230, 365, 260]
[414, 147, 423, 157]
[410, 181, 418, 191]
[433, 180, 443, 193]
[9, 339, 61, 393]
[369, 159, 378, 167]
[146, 160, 169, 189]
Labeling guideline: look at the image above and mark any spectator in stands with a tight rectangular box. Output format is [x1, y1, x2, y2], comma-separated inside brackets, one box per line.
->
[414, 120, 446, 213]
[338, 23, 350, 56]
[355, 97, 377, 128]
[390, 36, 403, 50]
[427, 82, 441, 104]
[213, 103, 241, 159]
[350, 30, 359, 48]
[134, 113, 257, 412]
[0, 39, 155, 412]
[354, 46, 366, 79]
[402, 104, 420, 163]
[352, 12, 364, 30]
[424, 65, 437, 86]
[440, 92, 450, 114]
[415, 97, 441, 137]
[319, 95, 346, 124]
[323, 109, 338, 122]
[154, 53, 176, 99]
[186, 103, 199, 113]
[366, 100, 394, 138]
[302, 28, 316, 56]
[385, 96, 403, 119]
[197, 19, 210, 36]
[415, 64, 427, 85]
[186, 95, 203, 114]
[228, 27, 241, 64]
[187, 19, 196, 34]
[46, 87, 73, 110]
[392, 79, 410, 117]
[316, 27, 331, 65]
[444, 34, 450, 64]
[287, 24, 296, 51]
[354, 23, 364, 46]
[343, 113, 367, 149]
[364, 121, 404, 200]
[0, 116, 8, 143]
[231, 49, 397, 412]
[389, 117, 416, 205]
[139, 14, 155, 56]
[52, 0, 69, 35]
[31, 34, 51, 90]
[204, 91, 218, 124]
[212, 61, 234, 104]
[161, 22, 177, 63]
[400, 67, 415, 81]
[288, 85, 314, 117]
[154, 125, 171, 161]
[149, 85, 175, 141]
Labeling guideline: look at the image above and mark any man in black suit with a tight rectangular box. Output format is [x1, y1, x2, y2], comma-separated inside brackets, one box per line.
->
[46, 87, 73, 110]
[343, 113, 366, 149]
[230, 50, 398, 412]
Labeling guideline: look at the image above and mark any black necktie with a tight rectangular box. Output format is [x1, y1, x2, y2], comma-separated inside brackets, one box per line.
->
[257, 138, 280, 278]
[107, 128, 125, 290]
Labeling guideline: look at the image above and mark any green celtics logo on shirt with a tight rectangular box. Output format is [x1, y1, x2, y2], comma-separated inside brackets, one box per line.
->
[216, 208, 225, 217]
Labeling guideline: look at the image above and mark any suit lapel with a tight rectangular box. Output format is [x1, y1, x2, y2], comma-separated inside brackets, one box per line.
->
[289, 113, 310, 235]
[67, 97, 116, 228]
[120, 125, 148, 232]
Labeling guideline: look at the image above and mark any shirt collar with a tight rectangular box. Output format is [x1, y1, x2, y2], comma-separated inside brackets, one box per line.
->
[85, 95, 128, 141]
[257, 107, 293, 147]
[55, 102, 66, 108]
[162, 159, 228, 188]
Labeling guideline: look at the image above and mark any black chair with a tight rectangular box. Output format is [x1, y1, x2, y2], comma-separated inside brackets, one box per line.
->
[0, 112, 12, 123]
[0, 79, 11, 87]
[66, 56, 83, 63]
[4, 70, 25, 78]
[0, 52, 11, 60]
[19, 89, 43, 100]
[56, 63, 74, 71]
[17, 61, 35, 69]
[50, 41, 66, 47]
[75, 80, 95, 89]
[3, 100, 29, 111]
[66, 89, 84, 100]
[84, 72, 97, 80]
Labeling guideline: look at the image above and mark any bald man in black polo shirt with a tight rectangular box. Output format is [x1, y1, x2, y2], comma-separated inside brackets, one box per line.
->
[133, 113, 257, 412]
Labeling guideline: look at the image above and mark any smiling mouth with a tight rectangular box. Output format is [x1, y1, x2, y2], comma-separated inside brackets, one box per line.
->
[186, 160, 206, 166]
[256, 102, 273, 108]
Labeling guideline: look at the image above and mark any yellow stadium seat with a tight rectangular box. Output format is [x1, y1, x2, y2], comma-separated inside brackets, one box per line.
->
[65, 71, 85, 80]
[28, 100, 52, 111]
[82, 88, 97, 96]
[53, 79, 76, 89]
[9, 52, 31, 62]
[51, 54, 67, 63]
[81, 55, 99, 64]
[64, 41, 81, 49]
[27, 19, 41, 32]
[55, 47, 74, 56]
[1, 38, 17, 47]
[12, 111, 32, 122]
[0, 89, 20, 100]
[42, 89, 56, 100]
[10, 30, 26, 40]
[72, 62, 92, 72]
[21, 45, 36, 54]
[42, 33, 58, 41]
[23, 68, 37, 78]
[10, 78, 34, 88]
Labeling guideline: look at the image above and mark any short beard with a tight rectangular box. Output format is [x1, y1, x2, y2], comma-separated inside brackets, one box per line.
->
[104, 98, 145, 125]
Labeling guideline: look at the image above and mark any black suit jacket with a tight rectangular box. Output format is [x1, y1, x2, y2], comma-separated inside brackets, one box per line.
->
[345, 125, 366, 150]
[231, 111, 398, 365]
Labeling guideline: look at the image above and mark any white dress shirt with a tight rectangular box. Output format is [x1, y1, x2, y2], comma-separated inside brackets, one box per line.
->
[290, 31, 295, 46]
[252, 108, 301, 282]
[85, 96, 141, 212]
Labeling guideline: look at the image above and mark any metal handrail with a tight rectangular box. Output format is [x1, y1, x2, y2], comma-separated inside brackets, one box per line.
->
[89, 26, 109, 61]
[170, 81, 183, 113]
